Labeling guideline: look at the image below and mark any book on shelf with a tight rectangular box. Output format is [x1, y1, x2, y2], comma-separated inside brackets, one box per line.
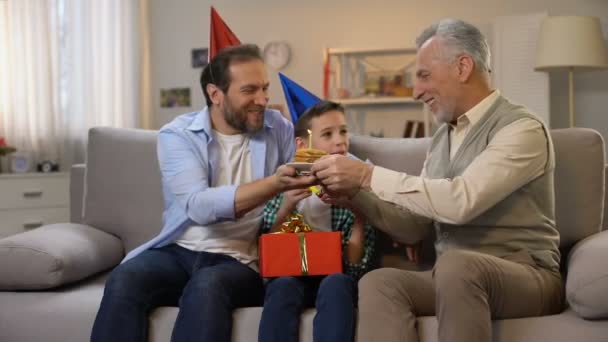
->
[403, 120, 425, 138]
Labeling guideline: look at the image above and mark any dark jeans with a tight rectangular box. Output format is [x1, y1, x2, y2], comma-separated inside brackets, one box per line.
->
[258, 273, 357, 342]
[90, 244, 264, 342]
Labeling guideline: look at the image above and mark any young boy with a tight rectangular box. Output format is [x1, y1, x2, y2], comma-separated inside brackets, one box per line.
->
[258, 100, 377, 342]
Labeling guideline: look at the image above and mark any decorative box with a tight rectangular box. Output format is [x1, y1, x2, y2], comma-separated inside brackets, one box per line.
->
[259, 231, 343, 278]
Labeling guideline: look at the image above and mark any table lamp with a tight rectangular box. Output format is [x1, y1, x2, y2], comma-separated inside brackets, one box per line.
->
[535, 16, 608, 127]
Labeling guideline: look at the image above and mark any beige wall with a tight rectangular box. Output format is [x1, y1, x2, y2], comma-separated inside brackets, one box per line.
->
[150, 0, 608, 139]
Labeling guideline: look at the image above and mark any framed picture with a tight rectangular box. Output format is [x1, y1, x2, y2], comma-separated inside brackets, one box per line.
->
[191, 48, 208, 68]
[9, 151, 33, 173]
[160, 88, 191, 108]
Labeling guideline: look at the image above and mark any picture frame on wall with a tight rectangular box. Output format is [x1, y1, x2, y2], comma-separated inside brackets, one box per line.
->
[191, 48, 208, 68]
[160, 88, 191, 108]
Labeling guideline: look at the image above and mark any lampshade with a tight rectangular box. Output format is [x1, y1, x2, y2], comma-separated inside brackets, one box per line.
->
[535, 16, 608, 71]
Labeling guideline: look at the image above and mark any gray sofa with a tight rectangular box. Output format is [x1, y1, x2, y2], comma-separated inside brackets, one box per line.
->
[1, 126, 608, 342]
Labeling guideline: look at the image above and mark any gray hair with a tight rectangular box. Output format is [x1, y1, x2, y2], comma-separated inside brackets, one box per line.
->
[416, 18, 491, 74]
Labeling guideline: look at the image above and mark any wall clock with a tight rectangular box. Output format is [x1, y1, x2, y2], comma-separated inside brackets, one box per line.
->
[263, 41, 291, 70]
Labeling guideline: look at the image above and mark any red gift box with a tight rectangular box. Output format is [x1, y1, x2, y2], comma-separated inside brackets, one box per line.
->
[259, 231, 343, 278]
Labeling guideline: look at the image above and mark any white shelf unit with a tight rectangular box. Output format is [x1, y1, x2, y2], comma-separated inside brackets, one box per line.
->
[0, 172, 69, 238]
[325, 47, 432, 138]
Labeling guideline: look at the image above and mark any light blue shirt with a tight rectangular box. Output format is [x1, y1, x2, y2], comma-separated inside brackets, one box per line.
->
[123, 107, 295, 262]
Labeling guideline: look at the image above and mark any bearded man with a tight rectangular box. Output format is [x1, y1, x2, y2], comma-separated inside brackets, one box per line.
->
[91, 44, 315, 342]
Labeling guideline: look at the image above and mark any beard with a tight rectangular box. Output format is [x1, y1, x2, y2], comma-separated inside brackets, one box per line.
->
[434, 109, 453, 124]
[222, 98, 265, 134]
[431, 99, 458, 124]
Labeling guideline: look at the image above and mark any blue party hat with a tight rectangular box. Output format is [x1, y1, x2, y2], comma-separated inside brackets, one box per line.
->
[279, 73, 321, 123]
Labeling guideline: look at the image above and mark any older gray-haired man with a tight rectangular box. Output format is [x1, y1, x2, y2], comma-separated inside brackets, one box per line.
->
[312, 18, 563, 342]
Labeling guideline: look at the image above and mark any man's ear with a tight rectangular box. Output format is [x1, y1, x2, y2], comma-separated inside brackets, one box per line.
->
[206, 83, 223, 105]
[295, 137, 307, 150]
[456, 54, 475, 82]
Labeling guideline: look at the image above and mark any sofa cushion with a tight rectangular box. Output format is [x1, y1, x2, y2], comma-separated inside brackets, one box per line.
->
[148, 307, 318, 342]
[349, 135, 431, 176]
[0, 223, 123, 290]
[0, 273, 107, 342]
[417, 308, 608, 342]
[566, 230, 608, 319]
[551, 128, 605, 251]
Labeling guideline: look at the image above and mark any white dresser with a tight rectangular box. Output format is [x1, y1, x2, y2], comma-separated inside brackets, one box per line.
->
[0, 172, 69, 238]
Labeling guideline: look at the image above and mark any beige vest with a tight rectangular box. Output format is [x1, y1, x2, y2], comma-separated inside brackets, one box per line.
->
[425, 95, 560, 271]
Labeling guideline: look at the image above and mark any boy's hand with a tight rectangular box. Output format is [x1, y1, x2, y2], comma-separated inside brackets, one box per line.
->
[282, 188, 312, 211]
[318, 193, 363, 217]
[319, 193, 350, 208]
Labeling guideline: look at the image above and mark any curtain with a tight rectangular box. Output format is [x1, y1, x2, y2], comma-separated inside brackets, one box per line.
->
[0, 0, 151, 169]
[0, 0, 61, 164]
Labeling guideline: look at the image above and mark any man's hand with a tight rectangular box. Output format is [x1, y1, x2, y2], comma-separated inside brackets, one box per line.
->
[274, 164, 317, 192]
[311, 155, 374, 198]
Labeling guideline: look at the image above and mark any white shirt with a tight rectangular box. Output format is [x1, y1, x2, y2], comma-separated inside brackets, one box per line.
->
[296, 193, 332, 232]
[176, 130, 263, 269]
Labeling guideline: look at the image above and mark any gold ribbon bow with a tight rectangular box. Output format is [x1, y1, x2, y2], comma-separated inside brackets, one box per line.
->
[277, 213, 311, 275]
[279, 213, 312, 233]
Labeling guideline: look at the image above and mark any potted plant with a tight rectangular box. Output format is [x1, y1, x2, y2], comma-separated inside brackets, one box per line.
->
[0, 137, 16, 173]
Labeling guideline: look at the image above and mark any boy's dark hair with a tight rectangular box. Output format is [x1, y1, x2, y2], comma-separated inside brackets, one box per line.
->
[294, 100, 345, 138]
[200, 44, 264, 107]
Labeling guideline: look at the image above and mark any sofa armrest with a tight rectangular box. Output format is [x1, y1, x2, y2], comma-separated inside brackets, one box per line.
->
[566, 229, 608, 319]
[70, 163, 86, 223]
[0, 223, 123, 290]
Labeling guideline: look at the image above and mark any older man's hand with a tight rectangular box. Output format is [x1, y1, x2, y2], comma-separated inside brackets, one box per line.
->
[311, 154, 374, 198]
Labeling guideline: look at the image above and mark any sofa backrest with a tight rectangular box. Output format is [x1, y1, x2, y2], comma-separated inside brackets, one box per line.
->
[349, 135, 431, 176]
[83, 127, 163, 253]
[551, 128, 605, 250]
[81, 127, 604, 257]
[350, 128, 605, 252]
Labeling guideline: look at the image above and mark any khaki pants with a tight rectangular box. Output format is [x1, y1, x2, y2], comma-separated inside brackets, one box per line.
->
[356, 249, 563, 342]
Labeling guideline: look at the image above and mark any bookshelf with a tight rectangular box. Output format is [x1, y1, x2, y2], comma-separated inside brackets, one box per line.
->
[324, 47, 432, 138]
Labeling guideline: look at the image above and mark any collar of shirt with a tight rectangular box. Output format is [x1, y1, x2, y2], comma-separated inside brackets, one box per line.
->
[448, 90, 501, 160]
[449, 89, 501, 134]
